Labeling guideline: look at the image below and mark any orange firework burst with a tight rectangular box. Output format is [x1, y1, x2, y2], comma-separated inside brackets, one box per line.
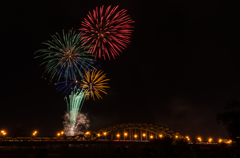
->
[81, 70, 110, 100]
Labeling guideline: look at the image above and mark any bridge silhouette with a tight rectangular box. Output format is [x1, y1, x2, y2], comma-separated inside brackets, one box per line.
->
[0, 123, 185, 142]
[90, 123, 184, 140]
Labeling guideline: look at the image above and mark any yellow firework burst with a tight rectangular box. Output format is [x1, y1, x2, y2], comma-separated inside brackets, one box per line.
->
[81, 69, 110, 100]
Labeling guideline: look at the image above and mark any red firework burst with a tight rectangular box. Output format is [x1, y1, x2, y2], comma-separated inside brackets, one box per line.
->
[79, 5, 134, 60]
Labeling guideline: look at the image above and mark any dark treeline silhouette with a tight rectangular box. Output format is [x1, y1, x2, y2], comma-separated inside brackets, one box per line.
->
[217, 98, 240, 144]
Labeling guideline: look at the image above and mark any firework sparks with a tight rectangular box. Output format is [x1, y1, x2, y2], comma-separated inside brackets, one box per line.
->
[63, 112, 90, 136]
[35, 29, 96, 82]
[80, 5, 134, 60]
[81, 69, 110, 100]
[54, 61, 101, 96]
[55, 79, 81, 95]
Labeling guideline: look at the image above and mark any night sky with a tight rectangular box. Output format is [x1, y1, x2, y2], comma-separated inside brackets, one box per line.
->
[1, 0, 240, 140]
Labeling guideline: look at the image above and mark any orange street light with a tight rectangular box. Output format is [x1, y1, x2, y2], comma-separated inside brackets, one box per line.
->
[57, 133, 60, 136]
[1, 130, 5, 134]
[61, 131, 64, 135]
[197, 137, 202, 142]
[159, 134, 163, 138]
[134, 134, 137, 138]
[117, 134, 120, 138]
[32, 130, 37, 136]
[124, 132, 128, 140]
[175, 135, 178, 139]
[143, 133, 146, 137]
[86, 131, 90, 135]
[150, 135, 153, 139]
[103, 132, 107, 139]
[208, 138, 212, 143]
[218, 139, 222, 143]
[97, 133, 100, 137]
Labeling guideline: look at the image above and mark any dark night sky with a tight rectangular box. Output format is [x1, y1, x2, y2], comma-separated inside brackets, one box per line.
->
[1, 0, 240, 140]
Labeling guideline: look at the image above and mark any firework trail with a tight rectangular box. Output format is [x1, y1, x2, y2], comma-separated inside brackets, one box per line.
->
[80, 5, 134, 60]
[64, 87, 87, 135]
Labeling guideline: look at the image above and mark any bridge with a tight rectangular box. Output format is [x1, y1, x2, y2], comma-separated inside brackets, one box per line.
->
[0, 123, 185, 142]
[90, 123, 185, 140]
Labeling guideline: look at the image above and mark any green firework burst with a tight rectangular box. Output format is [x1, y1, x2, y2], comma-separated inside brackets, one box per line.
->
[35, 29, 96, 82]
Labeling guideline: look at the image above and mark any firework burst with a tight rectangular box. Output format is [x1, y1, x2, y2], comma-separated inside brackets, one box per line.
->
[63, 112, 90, 136]
[54, 60, 101, 96]
[81, 69, 110, 100]
[80, 5, 134, 60]
[55, 79, 81, 96]
[64, 87, 87, 132]
[35, 29, 96, 82]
